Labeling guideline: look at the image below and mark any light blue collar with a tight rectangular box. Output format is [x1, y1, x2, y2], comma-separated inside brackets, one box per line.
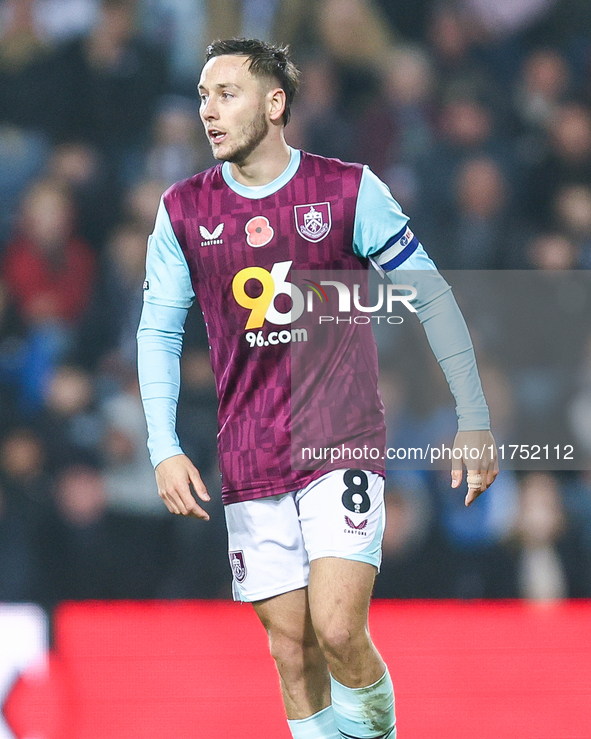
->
[221, 147, 301, 199]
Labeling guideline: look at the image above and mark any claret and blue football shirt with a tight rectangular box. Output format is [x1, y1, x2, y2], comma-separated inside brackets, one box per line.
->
[138, 148, 489, 505]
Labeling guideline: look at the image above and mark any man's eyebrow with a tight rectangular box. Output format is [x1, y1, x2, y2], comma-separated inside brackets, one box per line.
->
[198, 82, 241, 91]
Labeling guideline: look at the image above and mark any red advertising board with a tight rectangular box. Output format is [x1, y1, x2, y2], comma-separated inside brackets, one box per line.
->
[4, 600, 591, 738]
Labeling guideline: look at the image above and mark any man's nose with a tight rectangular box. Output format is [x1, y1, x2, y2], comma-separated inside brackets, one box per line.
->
[201, 98, 219, 120]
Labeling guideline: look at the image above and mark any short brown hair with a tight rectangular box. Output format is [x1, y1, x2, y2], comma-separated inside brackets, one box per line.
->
[205, 38, 300, 125]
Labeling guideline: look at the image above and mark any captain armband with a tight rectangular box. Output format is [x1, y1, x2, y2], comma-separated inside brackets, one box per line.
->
[373, 225, 420, 272]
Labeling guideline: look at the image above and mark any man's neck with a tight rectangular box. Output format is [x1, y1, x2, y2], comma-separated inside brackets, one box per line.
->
[229, 135, 291, 187]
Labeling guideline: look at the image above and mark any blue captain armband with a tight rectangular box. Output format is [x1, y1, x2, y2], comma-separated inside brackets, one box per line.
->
[373, 225, 420, 271]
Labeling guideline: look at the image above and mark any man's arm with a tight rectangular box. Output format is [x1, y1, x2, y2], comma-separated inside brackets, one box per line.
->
[353, 167, 498, 503]
[377, 249, 498, 503]
[137, 197, 210, 518]
[137, 301, 210, 518]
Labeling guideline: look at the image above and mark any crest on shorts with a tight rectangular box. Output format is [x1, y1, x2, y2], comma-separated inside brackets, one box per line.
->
[229, 550, 247, 583]
[294, 202, 331, 242]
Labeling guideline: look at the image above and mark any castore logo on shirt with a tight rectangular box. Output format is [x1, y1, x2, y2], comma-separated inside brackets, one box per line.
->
[200, 223, 224, 246]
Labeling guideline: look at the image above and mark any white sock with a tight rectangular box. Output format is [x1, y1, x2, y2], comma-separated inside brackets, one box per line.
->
[330, 669, 396, 738]
[287, 705, 340, 739]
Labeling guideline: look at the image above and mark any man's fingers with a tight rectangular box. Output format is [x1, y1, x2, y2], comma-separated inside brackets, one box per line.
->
[449, 430, 499, 503]
[159, 490, 181, 515]
[187, 503, 210, 520]
[185, 468, 210, 518]
[161, 488, 210, 519]
[465, 470, 483, 506]
[464, 467, 500, 506]
[189, 467, 210, 503]
[155, 455, 211, 519]
[175, 487, 196, 516]
[485, 468, 498, 489]
[173, 484, 210, 520]
[157, 478, 194, 515]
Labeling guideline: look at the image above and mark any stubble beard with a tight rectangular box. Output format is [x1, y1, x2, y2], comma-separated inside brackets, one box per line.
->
[211, 107, 269, 164]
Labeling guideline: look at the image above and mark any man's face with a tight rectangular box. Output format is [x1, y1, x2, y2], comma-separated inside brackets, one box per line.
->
[199, 55, 270, 163]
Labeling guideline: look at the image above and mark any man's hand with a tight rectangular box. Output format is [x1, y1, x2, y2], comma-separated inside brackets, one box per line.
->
[450, 430, 499, 506]
[155, 454, 211, 519]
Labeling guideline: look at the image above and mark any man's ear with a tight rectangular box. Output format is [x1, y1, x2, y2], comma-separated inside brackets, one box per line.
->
[268, 87, 287, 123]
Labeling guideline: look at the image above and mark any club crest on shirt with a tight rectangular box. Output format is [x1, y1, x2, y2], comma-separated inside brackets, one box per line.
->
[229, 550, 247, 582]
[294, 202, 332, 242]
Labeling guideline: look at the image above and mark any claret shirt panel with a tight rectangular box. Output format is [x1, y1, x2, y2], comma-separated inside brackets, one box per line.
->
[147, 151, 413, 504]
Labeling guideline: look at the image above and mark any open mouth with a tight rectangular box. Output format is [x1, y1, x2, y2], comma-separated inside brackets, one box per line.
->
[208, 129, 226, 144]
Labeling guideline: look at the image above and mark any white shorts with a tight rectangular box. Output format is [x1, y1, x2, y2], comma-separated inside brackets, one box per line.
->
[225, 469, 385, 602]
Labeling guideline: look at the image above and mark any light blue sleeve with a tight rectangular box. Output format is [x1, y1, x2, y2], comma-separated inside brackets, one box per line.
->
[138, 198, 195, 468]
[386, 252, 491, 430]
[137, 300, 188, 468]
[352, 168, 489, 429]
[353, 166, 409, 259]
[143, 198, 195, 308]
[396, 244, 438, 270]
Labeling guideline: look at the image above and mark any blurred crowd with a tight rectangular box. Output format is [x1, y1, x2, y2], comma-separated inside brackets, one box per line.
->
[1, 0, 591, 607]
